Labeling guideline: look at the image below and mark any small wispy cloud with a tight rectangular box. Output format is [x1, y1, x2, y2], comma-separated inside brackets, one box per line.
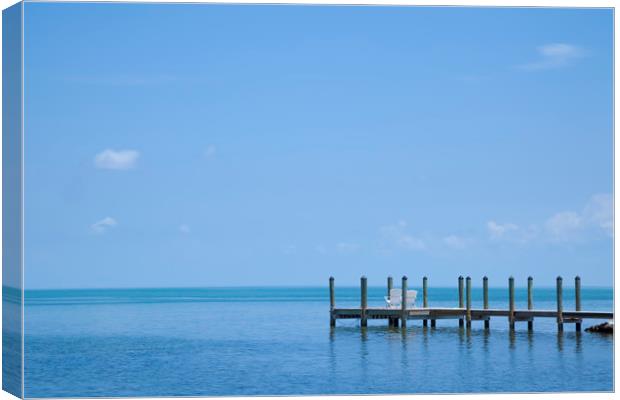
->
[545, 211, 582, 240]
[443, 235, 471, 250]
[487, 221, 519, 239]
[91, 217, 117, 234]
[94, 149, 139, 170]
[545, 193, 613, 241]
[583, 193, 613, 236]
[518, 43, 584, 70]
[380, 220, 426, 251]
[205, 145, 217, 159]
[486, 221, 537, 244]
[179, 224, 191, 234]
[487, 193, 612, 245]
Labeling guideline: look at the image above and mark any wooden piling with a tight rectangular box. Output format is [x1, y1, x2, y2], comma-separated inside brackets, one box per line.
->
[387, 276, 394, 327]
[483, 276, 489, 329]
[466, 276, 472, 329]
[556, 276, 563, 332]
[423, 276, 428, 327]
[509, 276, 515, 331]
[329, 276, 335, 327]
[575, 276, 581, 332]
[458, 276, 464, 327]
[401, 276, 408, 328]
[361, 276, 368, 327]
[527, 276, 533, 331]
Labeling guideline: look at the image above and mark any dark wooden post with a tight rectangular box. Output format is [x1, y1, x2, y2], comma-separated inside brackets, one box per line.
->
[387, 276, 393, 327]
[509, 276, 515, 331]
[329, 276, 336, 327]
[483, 276, 489, 329]
[361, 276, 368, 327]
[458, 276, 464, 327]
[401, 276, 408, 328]
[527, 276, 533, 331]
[575, 276, 581, 332]
[556, 276, 563, 332]
[423, 276, 428, 327]
[466, 276, 472, 329]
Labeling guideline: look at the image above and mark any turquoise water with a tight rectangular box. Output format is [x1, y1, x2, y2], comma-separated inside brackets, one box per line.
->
[23, 286, 613, 397]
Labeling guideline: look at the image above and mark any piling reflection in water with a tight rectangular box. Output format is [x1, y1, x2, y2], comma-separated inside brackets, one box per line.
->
[330, 323, 590, 355]
[557, 331, 564, 352]
[325, 322, 611, 393]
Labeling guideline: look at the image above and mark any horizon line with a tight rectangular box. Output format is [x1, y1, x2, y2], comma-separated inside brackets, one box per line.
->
[7, 284, 614, 291]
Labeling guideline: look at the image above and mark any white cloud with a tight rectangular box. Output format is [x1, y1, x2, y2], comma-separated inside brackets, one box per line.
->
[519, 43, 584, 70]
[583, 193, 612, 236]
[545, 211, 582, 240]
[543, 194, 613, 241]
[487, 221, 519, 239]
[91, 217, 117, 234]
[485, 194, 612, 245]
[179, 224, 191, 234]
[539, 43, 581, 58]
[398, 235, 426, 250]
[205, 145, 217, 159]
[443, 235, 470, 249]
[380, 220, 426, 251]
[94, 149, 139, 170]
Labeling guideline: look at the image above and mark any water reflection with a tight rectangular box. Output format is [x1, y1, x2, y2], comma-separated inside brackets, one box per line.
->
[359, 327, 369, 384]
[329, 322, 595, 360]
[325, 321, 611, 393]
[458, 326, 465, 347]
[400, 327, 409, 374]
[482, 328, 490, 353]
[360, 326, 368, 342]
[509, 330, 516, 349]
[465, 326, 472, 349]
[328, 326, 336, 387]
[422, 324, 429, 351]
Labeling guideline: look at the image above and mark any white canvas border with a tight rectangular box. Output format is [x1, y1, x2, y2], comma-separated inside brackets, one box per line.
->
[0, 1, 615, 399]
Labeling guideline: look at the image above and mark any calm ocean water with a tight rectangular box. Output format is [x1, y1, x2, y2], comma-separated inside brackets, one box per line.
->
[22, 286, 613, 397]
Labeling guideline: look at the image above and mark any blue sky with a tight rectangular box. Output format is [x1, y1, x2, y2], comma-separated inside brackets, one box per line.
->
[23, 4, 613, 288]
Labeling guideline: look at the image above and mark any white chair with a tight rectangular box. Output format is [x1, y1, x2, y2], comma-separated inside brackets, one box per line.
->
[384, 288, 417, 309]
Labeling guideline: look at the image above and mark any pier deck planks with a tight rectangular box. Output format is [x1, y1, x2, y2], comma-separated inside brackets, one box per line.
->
[332, 307, 613, 321]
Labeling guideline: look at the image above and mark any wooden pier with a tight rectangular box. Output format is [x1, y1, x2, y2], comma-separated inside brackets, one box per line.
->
[329, 276, 613, 332]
